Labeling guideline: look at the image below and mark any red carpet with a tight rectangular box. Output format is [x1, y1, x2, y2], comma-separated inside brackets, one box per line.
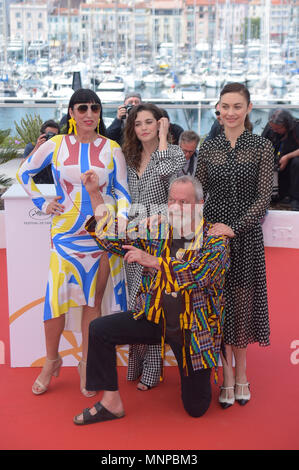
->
[0, 247, 299, 450]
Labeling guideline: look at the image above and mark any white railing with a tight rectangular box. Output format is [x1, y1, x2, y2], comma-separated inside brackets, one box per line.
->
[0, 98, 299, 137]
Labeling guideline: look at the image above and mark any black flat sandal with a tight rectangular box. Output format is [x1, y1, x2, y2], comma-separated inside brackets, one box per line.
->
[73, 401, 125, 425]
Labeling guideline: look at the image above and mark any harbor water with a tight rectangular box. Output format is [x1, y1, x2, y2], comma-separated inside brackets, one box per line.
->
[1, 83, 299, 139]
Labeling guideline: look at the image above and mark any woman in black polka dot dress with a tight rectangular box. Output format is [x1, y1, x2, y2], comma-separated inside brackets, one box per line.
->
[195, 83, 274, 408]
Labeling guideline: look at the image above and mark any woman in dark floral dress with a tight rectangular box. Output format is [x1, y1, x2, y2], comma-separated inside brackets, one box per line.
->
[196, 83, 274, 408]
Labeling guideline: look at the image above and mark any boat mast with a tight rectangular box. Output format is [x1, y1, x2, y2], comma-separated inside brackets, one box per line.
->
[262, 0, 270, 91]
[67, 0, 71, 55]
[131, 0, 136, 74]
[114, 0, 119, 66]
[192, 0, 196, 71]
[151, 0, 156, 67]
[2, 0, 8, 66]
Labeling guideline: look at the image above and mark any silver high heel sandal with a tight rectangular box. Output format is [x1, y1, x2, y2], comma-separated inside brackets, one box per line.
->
[219, 386, 235, 409]
[32, 355, 63, 395]
[77, 360, 96, 398]
[235, 382, 251, 406]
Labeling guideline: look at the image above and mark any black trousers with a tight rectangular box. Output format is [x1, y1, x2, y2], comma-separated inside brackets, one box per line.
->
[86, 311, 212, 418]
[279, 156, 299, 201]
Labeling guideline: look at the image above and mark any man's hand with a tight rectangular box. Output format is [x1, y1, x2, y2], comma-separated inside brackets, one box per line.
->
[81, 170, 102, 197]
[208, 223, 235, 238]
[34, 133, 47, 151]
[117, 106, 128, 120]
[279, 154, 290, 171]
[123, 245, 160, 270]
[82, 170, 107, 223]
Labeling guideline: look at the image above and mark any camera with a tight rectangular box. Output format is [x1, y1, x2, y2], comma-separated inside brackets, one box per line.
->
[45, 132, 56, 141]
[121, 104, 134, 119]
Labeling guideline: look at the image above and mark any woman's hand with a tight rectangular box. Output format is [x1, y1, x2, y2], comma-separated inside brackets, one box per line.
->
[45, 196, 65, 215]
[81, 170, 100, 195]
[123, 245, 160, 270]
[208, 223, 235, 238]
[158, 117, 169, 150]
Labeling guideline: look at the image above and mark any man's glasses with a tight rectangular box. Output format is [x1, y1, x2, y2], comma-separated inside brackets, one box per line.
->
[75, 104, 101, 114]
[215, 110, 220, 116]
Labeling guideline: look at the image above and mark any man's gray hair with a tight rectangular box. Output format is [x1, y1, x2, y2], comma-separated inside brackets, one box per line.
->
[179, 130, 200, 145]
[169, 175, 204, 202]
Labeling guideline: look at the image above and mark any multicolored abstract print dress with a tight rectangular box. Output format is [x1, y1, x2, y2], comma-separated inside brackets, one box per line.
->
[17, 134, 130, 321]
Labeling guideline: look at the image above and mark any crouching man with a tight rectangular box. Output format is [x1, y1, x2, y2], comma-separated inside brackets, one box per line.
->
[73, 172, 230, 425]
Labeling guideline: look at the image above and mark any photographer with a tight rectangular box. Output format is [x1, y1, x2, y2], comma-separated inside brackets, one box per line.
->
[22, 119, 60, 184]
[106, 92, 142, 146]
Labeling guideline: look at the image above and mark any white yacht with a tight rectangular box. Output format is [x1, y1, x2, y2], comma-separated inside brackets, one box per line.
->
[143, 73, 164, 90]
[97, 76, 125, 102]
[47, 76, 74, 99]
[204, 74, 225, 88]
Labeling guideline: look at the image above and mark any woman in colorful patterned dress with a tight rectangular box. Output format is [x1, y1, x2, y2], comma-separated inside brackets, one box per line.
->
[17, 89, 130, 396]
[196, 83, 274, 408]
[122, 103, 186, 390]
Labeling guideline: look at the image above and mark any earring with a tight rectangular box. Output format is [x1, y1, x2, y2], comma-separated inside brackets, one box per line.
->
[97, 119, 100, 135]
[68, 117, 77, 135]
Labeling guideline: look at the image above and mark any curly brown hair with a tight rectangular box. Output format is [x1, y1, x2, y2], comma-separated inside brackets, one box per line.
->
[122, 103, 164, 170]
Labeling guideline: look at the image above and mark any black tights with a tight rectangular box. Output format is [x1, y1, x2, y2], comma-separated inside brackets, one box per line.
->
[86, 311, 212, 418]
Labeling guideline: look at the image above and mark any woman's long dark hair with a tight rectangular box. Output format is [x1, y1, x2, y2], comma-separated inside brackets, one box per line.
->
[220, 82, 253, 131]
[122, 103, 164, 170]
[66, 88, 106, 136]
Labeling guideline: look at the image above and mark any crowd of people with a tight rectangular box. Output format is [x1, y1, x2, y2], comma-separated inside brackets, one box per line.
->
[16, 81, 297, 425]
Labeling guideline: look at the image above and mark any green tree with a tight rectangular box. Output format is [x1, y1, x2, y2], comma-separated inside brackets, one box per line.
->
[0, 129, 20, 187]
[14, 113, 43, 148]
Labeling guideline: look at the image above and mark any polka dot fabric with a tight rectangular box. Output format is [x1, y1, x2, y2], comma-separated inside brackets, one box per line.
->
[196, 130, 274, 348]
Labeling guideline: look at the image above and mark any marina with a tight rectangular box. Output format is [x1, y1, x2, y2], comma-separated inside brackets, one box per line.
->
[0, 0, 299, 180]
[0, 33, 299, 137]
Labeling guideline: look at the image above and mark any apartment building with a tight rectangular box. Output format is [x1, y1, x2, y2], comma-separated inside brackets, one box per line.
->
[9, 2, 48, 44]
[48, 7, 80, 52]
[7, 0, 299, 59]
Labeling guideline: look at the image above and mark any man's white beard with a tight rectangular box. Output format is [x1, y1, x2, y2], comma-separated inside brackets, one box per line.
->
[168, 205, 202, 239]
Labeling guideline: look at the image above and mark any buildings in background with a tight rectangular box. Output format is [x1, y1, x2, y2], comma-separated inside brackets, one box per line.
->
[0, 0, 298, 65]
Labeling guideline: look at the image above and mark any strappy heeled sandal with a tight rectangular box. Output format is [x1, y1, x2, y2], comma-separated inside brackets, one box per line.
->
[235, 382, 251, 406]
[32, 355, 63, 395]
[219, 385, 235, 409]
[77, 360, 96, 398]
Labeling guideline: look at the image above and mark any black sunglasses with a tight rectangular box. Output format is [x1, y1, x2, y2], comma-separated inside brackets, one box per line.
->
[215, 110, 220, 116]
[75, 104, 101, 114]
